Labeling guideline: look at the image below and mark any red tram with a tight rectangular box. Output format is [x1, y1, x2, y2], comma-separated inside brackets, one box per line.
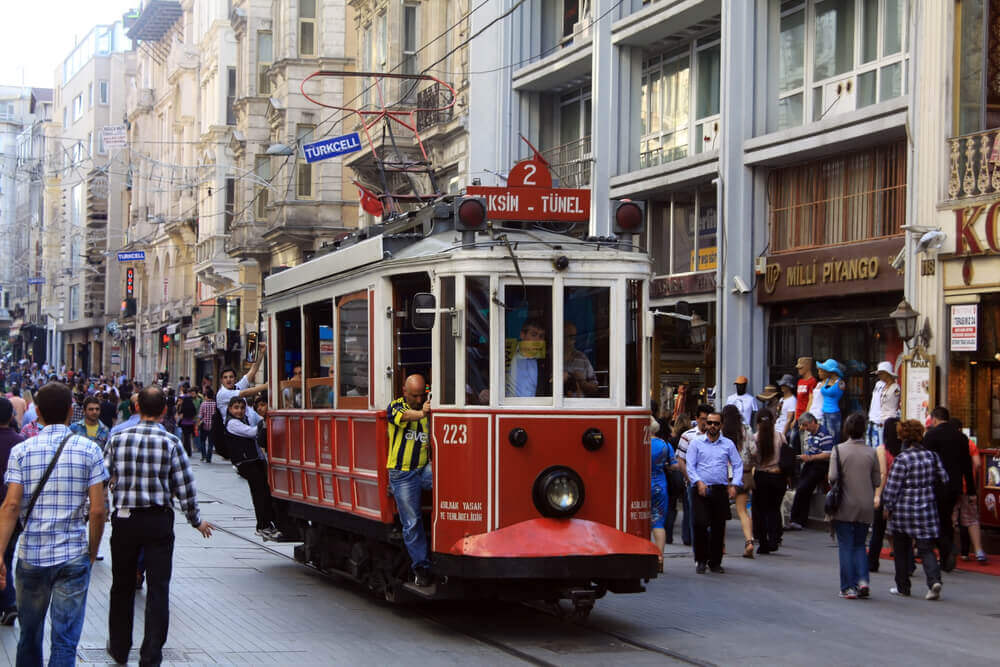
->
[260, 198, 659, 613]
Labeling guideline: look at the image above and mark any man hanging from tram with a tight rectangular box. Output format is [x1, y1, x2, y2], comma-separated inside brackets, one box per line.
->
[386, 373, 433, 587]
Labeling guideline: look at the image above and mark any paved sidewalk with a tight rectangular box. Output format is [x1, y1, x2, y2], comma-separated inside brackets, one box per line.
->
[0, 459, 517, 666]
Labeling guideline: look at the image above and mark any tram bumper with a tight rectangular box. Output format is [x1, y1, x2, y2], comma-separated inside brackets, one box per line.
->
[434, 518, 660, 582]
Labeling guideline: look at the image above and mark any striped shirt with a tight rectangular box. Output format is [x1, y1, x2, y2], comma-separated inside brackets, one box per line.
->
[104, 421, 202, 527]
[4, 424, 108, 567]
[386, 397, 429, 471]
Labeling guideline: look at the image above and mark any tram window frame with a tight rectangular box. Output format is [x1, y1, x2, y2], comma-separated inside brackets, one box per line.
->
[303, 298, 335, 408]
[337, 291, 370, 409]
[275, 307, 304, 409]
[625, 278, 644, 406]
[563, 284, 611, 400]
[438, 276, 457, 405]
[465, 275, 491, 406]
[502, 282, 553, 403]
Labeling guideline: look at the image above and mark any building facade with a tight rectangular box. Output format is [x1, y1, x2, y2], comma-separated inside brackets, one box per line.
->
[46, 23, 132, 376]
[470, 0, 914, 419]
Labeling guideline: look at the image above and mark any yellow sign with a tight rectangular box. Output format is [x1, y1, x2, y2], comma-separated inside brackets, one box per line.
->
[689, 246, 717, 272]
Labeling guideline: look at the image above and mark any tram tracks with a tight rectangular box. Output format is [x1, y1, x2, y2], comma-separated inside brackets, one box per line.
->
[206, 511, 712, 667]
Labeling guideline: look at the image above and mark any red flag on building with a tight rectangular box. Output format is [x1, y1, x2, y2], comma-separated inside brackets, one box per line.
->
[354, 181, 384, 217]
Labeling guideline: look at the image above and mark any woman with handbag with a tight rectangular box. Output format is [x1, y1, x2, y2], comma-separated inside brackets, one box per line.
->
[721, 405, 755, 558]
[827, 412, 880, 599]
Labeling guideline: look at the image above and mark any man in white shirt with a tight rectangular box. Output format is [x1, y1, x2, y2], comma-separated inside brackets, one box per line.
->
[216, 346, 267, 421]
[866, 361, 900, 447]
[725, 375, 758, 426]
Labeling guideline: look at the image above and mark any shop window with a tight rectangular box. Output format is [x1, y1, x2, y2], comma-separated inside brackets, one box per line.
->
[773, 0, 908, 131]
[640, 32, 721, 168]
[304, 299, 334, 408]
[768, 141, 905, 251]
[439, 276, 457, 405]
[564, 286, 610, 398]
[504, 285, 552, 400]
[337, 291, 369, 408]
[625, 279, 643, 407]
[466, 276, 491, 405]
[276, 307, 303, 408]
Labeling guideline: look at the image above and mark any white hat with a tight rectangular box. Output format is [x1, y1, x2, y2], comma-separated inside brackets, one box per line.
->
[872, 361, 897, 377]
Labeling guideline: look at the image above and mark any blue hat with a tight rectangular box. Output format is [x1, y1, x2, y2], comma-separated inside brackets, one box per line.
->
[817, 358, 841, 375]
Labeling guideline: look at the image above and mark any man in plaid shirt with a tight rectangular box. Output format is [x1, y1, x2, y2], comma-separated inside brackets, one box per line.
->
[197, 387, 217, 463]
[882, 420, 949, 599]
[104, 386, 213, 665]
[0, 382, 108, 665]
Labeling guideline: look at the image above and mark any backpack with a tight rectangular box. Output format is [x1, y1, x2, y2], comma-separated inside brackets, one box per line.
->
[211, 409, 231, 459]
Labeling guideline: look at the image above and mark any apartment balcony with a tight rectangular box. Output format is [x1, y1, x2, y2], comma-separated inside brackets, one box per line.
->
[127, 87, 155, 115]
[224, 221, 269, 259]
[415, 84, 455, 133]
[946, 128, 1000, 205]
[532, 135, 592, 188]
[195, 235, 240, 289]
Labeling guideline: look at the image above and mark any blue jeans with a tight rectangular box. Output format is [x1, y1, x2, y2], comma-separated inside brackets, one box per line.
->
[823, 412, 842, 443]
[833, 520, 870, 593]
[1, 523, 21, 611]
[201, 433, 213, 462]
[388, 465, 433, 571]
[15, 553, 92, 667]
[866, 422, 883, 448]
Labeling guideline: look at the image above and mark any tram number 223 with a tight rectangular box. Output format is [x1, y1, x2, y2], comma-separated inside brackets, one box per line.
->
[442, 423, 468, 445]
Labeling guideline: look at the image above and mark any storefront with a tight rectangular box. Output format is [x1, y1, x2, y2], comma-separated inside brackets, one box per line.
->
[760, 236, 905, 413]
[939, 206, 1000, 526]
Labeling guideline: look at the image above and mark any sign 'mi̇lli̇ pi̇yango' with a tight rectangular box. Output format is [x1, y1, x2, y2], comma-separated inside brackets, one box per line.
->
[466, 155, 590, 223]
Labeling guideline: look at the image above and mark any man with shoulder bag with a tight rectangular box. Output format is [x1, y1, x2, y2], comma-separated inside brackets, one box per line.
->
[0, 382, 109, 666]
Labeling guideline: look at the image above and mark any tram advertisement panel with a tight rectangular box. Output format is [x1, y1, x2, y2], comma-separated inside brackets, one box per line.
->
[432, 414, 490, 552]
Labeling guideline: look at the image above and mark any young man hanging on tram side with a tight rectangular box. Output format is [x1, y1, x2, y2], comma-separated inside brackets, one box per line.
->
[387, 374, 433, 587]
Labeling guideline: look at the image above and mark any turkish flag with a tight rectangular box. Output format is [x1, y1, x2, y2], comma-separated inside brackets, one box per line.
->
[355, 181, 384, 217]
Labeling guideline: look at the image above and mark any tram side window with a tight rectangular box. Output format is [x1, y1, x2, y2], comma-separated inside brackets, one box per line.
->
[338, 291, 369, 408]
[303, 299, 334, 408]
[466, 276, 490, 405]
[504, 285, 552, 399]
[439, 276, 456, 404]
[564, 286, 610, 398]
[276, 308, 303, 409]
[625, 279, 643, 406]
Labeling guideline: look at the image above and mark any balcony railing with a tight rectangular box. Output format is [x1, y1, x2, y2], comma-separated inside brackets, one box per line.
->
[536, 135, 592, 188]
[415, 84, 455, 133]
[947, 128, 1000, 202]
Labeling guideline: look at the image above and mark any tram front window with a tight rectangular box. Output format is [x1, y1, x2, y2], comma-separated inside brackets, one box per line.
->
[504, 285, 552, 398]
[564, 286, 610, 398]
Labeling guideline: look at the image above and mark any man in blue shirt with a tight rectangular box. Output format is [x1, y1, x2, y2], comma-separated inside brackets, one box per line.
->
[687, 412, 742, 573]
[789, 412, 834, 530]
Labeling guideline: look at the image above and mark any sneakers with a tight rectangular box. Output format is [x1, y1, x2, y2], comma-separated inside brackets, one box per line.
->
[976, 551, 989, 564]
[0, 609, 17, 626]
[696, 562, 707, 574]
[857, 583, 870, 599]
[925, 582, 942, 601]
[839, 588, 858, 599]
[257, 526, 283, 541]
[787, 522, 804, 531]
[413, 568, 433, 587]
[889, 586, 910, 597]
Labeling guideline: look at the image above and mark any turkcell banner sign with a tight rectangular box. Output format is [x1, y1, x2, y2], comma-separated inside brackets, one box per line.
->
[302, 133, 363, 163]
[117, 251, 146, 262]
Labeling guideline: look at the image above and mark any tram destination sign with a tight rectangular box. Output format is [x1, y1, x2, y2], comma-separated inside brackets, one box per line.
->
[465, 185, 590, 222]
[302, 132, 363, 163]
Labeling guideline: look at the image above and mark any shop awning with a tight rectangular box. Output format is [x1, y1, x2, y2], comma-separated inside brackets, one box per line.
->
[183, 335, 207, 351]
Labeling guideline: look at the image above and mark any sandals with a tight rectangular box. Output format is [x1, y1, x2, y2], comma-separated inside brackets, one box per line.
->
[743, 539, 755, 559]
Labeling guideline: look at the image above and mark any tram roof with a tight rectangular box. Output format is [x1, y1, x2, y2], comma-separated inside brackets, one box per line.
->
[265, 218, 645, 298]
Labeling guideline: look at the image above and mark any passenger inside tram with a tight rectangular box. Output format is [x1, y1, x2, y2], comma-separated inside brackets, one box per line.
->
[506, 320, 546, 397]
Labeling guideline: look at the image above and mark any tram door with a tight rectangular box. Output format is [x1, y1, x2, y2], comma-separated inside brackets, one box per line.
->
[391, 273, 432, 393]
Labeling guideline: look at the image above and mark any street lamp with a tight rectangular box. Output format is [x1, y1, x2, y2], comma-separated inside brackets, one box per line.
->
[690, 312, 708, 346]
[890, 299, 920, 347]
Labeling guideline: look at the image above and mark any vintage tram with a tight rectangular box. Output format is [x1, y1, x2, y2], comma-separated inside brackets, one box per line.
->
[260, 196, 659, 613]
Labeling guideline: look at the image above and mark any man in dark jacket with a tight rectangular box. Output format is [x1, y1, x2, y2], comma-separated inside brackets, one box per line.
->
[922, 406, 975, 572]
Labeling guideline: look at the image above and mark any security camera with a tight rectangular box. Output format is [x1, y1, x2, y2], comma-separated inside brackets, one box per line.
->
[890, 248, 906, 270]
[732, 275, 751, 294]
[916, 229, 946, 254]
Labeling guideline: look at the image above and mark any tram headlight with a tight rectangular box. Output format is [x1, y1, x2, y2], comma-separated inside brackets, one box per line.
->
[532, 466, 585, 518]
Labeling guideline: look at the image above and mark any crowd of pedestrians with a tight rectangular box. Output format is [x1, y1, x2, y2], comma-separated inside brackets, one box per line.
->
[651, 355, 988, 601]
[0, 355, 276, 665]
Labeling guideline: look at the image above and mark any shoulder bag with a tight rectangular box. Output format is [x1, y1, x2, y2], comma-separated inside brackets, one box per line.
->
[22, 432, 74, 526]
[824, 444, 844, 515]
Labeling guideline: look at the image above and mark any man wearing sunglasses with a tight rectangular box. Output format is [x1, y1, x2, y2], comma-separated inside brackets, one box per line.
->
[686, 411, 743, 574]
